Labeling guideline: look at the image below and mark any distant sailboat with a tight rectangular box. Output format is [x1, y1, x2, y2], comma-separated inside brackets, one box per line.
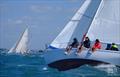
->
[8, 28, 29, 54]
[44, 0, 120, 71]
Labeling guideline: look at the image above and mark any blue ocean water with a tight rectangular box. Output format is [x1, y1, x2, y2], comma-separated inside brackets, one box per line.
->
[0, 50, 120, 77]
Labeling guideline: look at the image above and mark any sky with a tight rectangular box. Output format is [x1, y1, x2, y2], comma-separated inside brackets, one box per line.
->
[0, 0, 100, 50]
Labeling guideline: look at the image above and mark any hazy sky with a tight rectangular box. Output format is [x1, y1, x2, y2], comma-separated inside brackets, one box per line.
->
[0, 0, 100, 50]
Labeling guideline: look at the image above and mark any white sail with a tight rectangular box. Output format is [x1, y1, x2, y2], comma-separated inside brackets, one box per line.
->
[8, 28, 29, 54]
[86, 0, 120, 44]
[50, 0, 92, 49]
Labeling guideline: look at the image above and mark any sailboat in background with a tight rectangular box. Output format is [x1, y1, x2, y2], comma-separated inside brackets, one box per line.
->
[8, 28, 29, 54]
[44, 0, 120, 71]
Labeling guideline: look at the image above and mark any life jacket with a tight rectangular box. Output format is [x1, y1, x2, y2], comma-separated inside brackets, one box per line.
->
[111, 44, 118, 48]
[93, 42, 101, 49]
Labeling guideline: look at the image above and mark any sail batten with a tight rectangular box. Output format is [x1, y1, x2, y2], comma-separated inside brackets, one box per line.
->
[86, 0, 120, 44]
[50, 0, 92, 49]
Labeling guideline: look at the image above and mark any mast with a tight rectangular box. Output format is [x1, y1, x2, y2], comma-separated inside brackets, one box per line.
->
[79, 0, 104, 48]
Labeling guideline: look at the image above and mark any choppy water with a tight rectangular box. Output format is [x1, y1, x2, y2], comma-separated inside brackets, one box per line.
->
[0, 50, 120, 77]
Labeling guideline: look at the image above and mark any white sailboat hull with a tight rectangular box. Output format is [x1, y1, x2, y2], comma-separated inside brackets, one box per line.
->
[44, 49, 120, 71]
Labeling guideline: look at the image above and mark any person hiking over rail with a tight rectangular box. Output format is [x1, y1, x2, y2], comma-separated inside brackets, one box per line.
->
[65, 38, 79, 55]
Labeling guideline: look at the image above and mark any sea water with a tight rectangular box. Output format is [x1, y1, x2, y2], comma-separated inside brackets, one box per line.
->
[0, 50, 120, 77]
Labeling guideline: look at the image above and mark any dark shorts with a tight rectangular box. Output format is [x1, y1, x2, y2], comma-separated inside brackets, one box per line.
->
[84, 44, 90, 48]
[70, 43, 79, 48]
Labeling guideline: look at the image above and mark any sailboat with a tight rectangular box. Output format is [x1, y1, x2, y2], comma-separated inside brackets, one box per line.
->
[44, 0, 120, 71]
[8, 28, 29, 54]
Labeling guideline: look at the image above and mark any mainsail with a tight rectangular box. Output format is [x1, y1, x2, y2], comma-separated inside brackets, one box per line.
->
[86, 0, 120, 44]
[8, 28, 29, 54]
[50, 0, 92, 49]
